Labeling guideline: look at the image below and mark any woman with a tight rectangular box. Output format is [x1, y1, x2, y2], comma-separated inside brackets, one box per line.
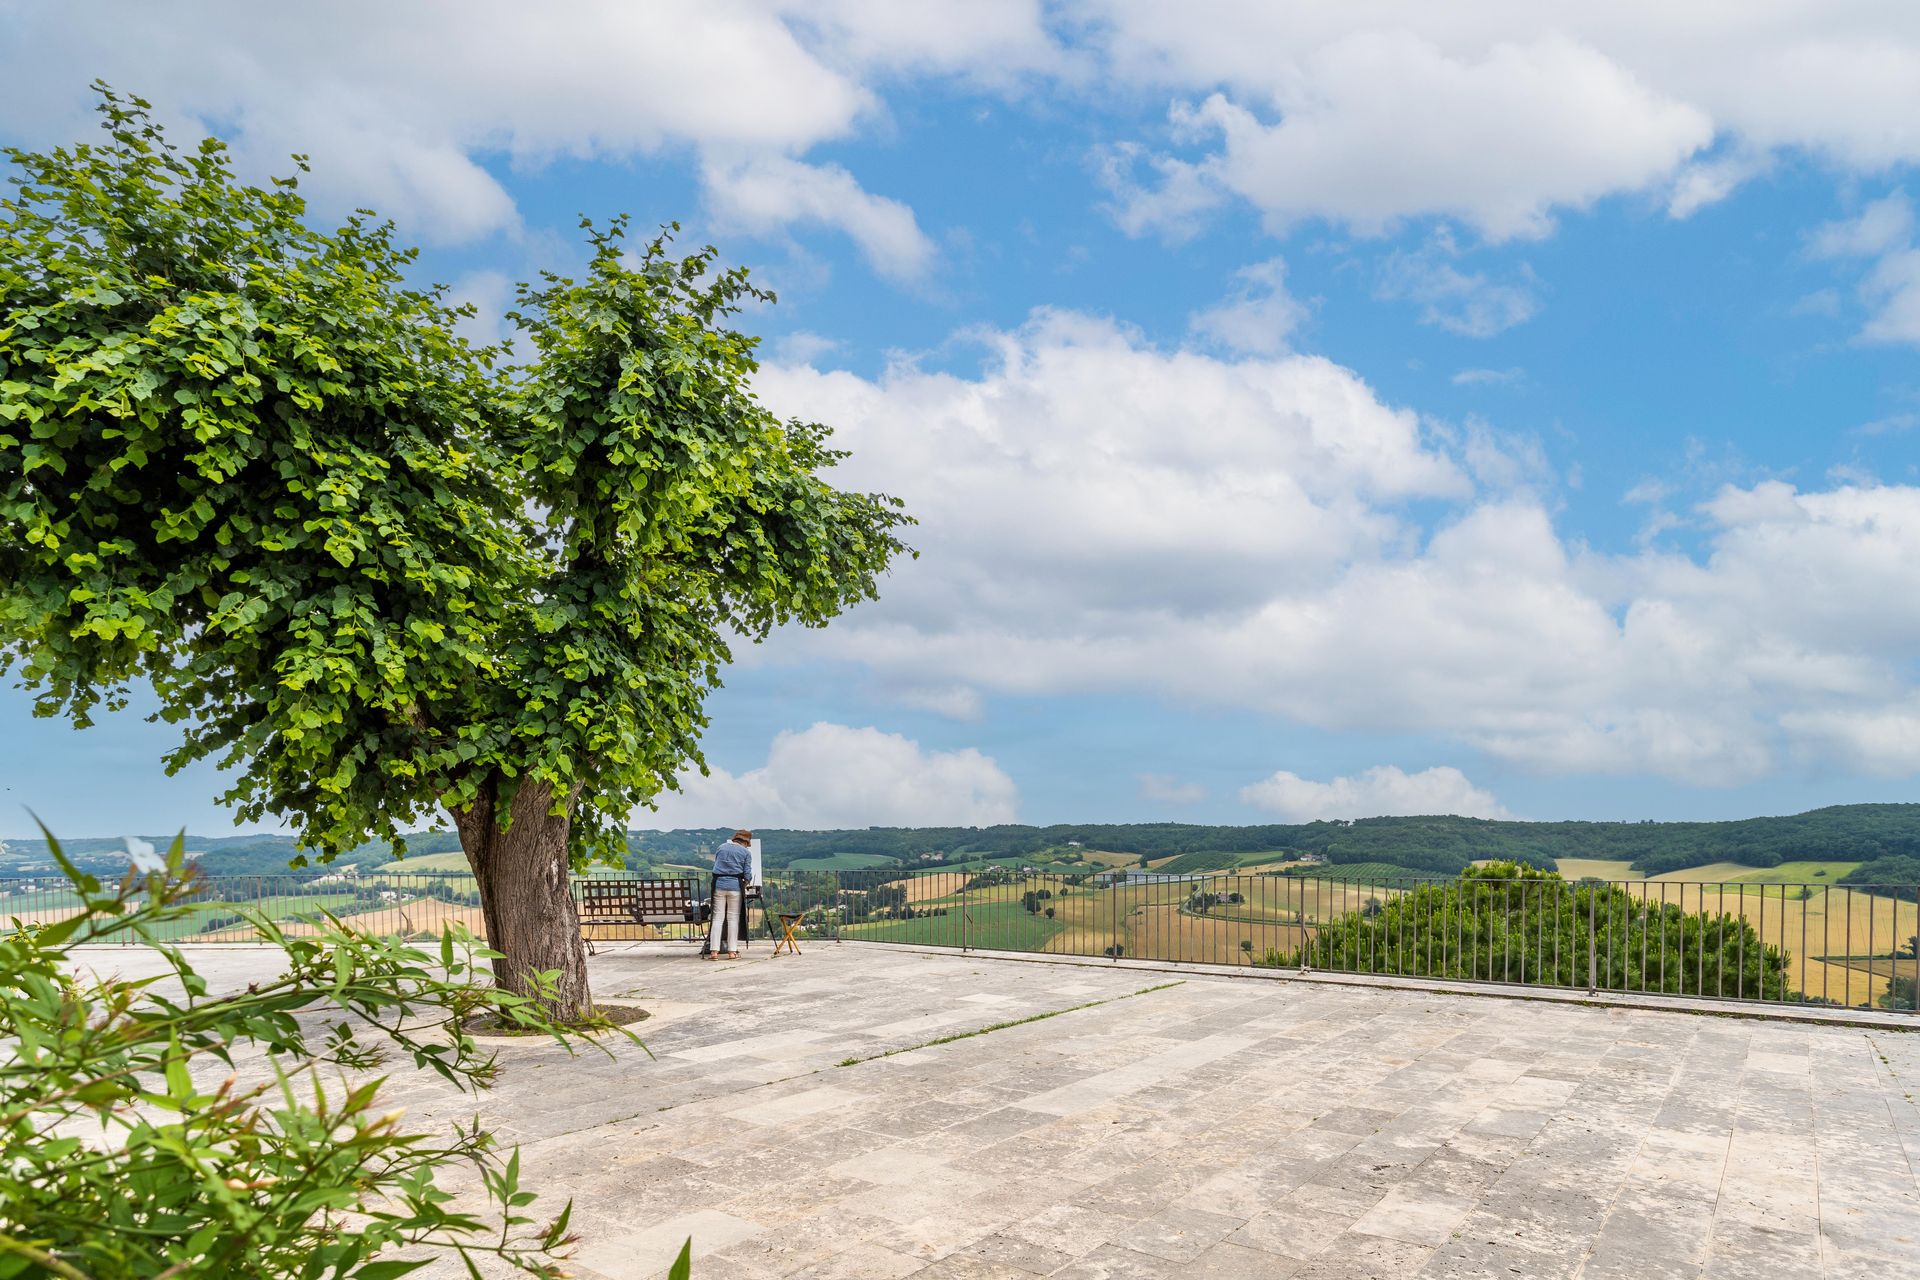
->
[706, 828, 753, 960]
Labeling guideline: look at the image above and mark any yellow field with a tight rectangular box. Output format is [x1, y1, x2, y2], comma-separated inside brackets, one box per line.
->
[194, 895, 492, 942]
[1555, 858, 1643, 881]
[1614, 880, 1916, 1007]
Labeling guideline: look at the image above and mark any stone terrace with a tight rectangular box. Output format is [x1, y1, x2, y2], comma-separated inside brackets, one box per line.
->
[81, 942, 1920, 1278]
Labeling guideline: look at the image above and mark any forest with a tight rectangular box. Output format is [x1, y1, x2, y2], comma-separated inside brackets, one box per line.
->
[10, 802, 1915, 879]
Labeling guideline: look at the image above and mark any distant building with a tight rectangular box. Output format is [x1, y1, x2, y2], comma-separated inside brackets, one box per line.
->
[1118, 870, 1208, 885]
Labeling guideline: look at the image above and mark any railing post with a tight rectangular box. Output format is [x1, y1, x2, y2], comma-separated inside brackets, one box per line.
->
[960, 873, 969, 952]
[1587, 886, 1598, 995]
[1299, 875, 1310, 974]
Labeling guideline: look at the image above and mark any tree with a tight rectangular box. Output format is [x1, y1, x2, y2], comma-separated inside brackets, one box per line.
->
[1280, 863, 1792, 1001]
[0, 91, 909, 1016]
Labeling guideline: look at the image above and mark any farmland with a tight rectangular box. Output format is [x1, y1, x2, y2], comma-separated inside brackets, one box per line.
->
[787, 852, 901, 871]
[829, 859, 1918, 1009]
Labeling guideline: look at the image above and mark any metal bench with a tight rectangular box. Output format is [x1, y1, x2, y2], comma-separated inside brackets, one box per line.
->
[577, 877, 699, 953]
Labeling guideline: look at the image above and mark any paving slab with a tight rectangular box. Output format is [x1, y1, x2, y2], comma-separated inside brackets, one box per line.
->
[67, 941, 1920, 1278]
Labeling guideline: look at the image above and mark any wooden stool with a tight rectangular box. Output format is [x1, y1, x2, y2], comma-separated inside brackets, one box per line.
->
[772, 912, 805, 957]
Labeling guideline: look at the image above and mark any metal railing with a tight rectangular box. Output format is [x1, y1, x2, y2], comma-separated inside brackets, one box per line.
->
[9, 864, 1915, 1014]
[759, 866, 1919, 1014]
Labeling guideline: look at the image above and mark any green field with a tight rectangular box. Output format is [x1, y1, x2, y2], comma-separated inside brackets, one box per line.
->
[1726, 860, 1861, 885]
[845, 896, 1065, 951]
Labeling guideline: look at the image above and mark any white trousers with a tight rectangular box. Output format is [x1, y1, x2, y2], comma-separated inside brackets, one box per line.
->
[708, 888, 743, 952]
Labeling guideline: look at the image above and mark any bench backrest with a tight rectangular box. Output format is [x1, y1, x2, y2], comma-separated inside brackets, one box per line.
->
[577, 877, 695, 924]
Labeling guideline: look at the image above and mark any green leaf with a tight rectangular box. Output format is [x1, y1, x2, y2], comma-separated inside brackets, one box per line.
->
[351, 1262, 431, 1280]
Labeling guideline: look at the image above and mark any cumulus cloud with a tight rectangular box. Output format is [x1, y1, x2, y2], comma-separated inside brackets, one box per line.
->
[0, 1, 938, 273]
[1085, 4, 1920, 237]
[701, 154, 936, 283]
[1107, 33, 1711, 241]
[1781, 700, 1920, 777]
[1241, 765, 1511, 821]
[14, 5, 1920, 268]
[642, 723, 1017, 829]
[753, 313, 1920, 786]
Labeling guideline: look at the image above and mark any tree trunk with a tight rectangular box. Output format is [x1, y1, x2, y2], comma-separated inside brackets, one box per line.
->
[452, 780, 592, 1019]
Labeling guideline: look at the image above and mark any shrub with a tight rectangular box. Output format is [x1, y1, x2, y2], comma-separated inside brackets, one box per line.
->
[0, 831, 618, 1278]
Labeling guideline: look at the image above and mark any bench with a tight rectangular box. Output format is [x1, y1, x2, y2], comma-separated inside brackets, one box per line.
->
[577, 877, 699, 952]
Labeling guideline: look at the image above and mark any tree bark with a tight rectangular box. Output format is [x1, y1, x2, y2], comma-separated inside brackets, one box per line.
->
[452, 779, 592, 1019]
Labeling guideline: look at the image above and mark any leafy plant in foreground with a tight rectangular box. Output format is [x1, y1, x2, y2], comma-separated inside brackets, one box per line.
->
[0, 830, 613, 1278]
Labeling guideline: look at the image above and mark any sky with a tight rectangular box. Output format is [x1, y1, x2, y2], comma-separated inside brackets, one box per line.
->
[3, 2, 1920, 837]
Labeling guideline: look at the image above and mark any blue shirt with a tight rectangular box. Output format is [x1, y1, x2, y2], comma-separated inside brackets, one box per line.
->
[712, 840, 752, 889]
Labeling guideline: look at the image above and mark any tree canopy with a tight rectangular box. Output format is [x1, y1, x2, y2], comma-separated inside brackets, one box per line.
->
[0, 89, 911, 873]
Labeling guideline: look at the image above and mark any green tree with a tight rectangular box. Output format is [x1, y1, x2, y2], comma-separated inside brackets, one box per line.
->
[1283, 863, 1791, 1001]
[0, 91, 909, 1016]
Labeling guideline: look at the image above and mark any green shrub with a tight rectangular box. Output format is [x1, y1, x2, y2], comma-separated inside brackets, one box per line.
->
[0, 831, 615, 1278]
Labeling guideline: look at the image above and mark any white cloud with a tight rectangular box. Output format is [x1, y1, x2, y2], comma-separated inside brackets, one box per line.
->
[1084, 5, 1920, 237]
[750, 313, 1920, 786]
[1855, 412, 1919, 438]
[1807, 192, 1920, 346]
[1810, 192, 1914, 260]
[1189, 257, 1308, 355]
[0, 1, 937, 275]
[1781, 700, 1920, 777]
[642, 723, 1017, 829]
[1241, 765, 1511, 821]
[1452, 367, 1524, 387]
[1375, 233, 1540, 337]
[1139, 773, 1208, 804]
[1096, 142, 1227, 243]
[1108, 34, 1711, 241]
[1666, 149, 1772, 219]
[14, 5, 1920, 269]
[701, 154, 936, 283]
[772, 331, 844, 365]
[446, 271, 516, 352]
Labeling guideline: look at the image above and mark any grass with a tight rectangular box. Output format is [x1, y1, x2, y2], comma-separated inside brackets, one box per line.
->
[1727, 861, 1861, 885]
[845, 896, 1066, 950]
[833, 981, 1184, 1067]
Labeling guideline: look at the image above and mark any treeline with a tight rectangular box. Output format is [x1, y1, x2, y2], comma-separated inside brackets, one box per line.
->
[19, 803, 1919, 879]
[631, 805, 1920, 876]
[2, 831, 466, 876]
[1840, 856, 1920, 902]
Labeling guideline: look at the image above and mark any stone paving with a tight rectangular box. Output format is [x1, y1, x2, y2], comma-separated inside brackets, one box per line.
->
[79, 941, 1920, 1278]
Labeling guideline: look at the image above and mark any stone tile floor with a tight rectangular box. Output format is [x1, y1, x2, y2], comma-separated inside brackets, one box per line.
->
[77, 942, 1920, 1278]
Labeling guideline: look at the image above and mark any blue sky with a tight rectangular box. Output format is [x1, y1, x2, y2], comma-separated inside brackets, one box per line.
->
[4, 3, 1920, 837]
